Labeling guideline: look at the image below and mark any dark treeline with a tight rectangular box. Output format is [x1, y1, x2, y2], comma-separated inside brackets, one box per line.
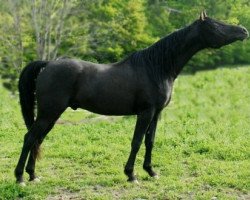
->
[0, 0, 250, 92]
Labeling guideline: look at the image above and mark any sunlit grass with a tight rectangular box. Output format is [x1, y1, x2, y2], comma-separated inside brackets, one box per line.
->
[0, 66, 249, 199]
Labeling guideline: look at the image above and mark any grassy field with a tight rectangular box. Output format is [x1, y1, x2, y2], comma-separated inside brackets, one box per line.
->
[0, 66, 249, 200]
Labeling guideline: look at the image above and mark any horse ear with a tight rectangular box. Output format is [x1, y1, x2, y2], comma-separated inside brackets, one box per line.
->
[203, 10, 207, 17]
[200, 10, 206, 21]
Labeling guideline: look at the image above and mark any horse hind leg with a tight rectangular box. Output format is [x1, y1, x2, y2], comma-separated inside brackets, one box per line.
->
[15, 105, 66, 185]
[25, 143, 41, 182]
[25, 121, 55, 182]
[15, 118, 52, 184]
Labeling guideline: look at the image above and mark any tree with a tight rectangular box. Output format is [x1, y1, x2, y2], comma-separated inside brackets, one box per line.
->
[0, 0, 79, 92]
[85, 0, 155, 63]
[0, 0, 23, 91]
[30, 0, 73, 60]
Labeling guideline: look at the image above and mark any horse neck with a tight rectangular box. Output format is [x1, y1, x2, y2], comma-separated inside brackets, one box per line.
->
[171, 27, 204, 78]
[147, 25, 204, 80]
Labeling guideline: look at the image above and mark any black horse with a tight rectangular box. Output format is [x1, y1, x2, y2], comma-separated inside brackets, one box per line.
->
[15, 11, 248, 185]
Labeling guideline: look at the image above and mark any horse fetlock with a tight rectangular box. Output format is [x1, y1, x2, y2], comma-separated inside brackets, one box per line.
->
[124, 168, 137, 182]
[143, 165, 157, 177]
[127, 175, 138, 183]
[25, 168, 35, 179]
[28, 174, 38, 182]
[15, 168, 23, 179]
[124, 168, 132, 175]
[15, 174, 24, 185]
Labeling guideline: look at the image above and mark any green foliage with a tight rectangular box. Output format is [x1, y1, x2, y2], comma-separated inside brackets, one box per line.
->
[164, 0, 250, 71]
[85, 0, 155, 62]
[0, 66, 250, 199]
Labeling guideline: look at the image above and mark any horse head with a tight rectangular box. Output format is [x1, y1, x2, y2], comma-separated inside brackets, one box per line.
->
[197, 10, 248, 48]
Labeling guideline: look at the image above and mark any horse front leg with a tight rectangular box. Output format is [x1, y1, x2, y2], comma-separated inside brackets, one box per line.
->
[143, 112, 160, 178]
[124, 109, 155, 182]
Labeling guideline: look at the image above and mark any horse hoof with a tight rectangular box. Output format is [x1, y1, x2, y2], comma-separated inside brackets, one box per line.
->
[33, 177, 41, 182]
[153, 174, 159, 179]
[131, 179, 139, 184]
[18, 182, 26, 187]
[29, 177, 41, 183]
[127, 177, 139, 184]
[132, 179, 139, 184]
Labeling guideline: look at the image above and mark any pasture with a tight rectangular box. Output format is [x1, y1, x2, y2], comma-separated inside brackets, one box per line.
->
[0, 66, 249, 199]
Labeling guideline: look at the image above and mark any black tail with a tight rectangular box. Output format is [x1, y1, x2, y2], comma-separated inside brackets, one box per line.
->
[18, 61, 48, 130]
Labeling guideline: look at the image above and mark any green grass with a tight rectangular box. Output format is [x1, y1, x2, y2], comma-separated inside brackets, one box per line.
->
[0, 66, 250, 199]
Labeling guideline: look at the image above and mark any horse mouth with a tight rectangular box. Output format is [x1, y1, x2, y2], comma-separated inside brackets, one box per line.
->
[231, 33, 249, 42]
[239, 33, 249, 41]
[238, 28, 249, 41]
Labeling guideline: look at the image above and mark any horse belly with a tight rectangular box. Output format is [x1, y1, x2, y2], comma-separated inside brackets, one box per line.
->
[79, 97, 135, 115]
[74, 65, 140, 115]
[75, 88, 136, 115]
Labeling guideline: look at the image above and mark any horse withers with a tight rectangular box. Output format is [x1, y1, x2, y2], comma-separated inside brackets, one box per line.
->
[15, 11, 248, 185]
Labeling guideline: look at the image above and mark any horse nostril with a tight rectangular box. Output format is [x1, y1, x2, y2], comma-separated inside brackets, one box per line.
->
[242, 27, 249, 35]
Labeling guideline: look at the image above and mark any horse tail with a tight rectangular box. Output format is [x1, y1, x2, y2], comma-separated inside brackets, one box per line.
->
[18, 61, 49, 130]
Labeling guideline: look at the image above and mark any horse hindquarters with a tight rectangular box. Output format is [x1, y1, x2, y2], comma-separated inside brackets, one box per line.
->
[15, 62, 78, 184]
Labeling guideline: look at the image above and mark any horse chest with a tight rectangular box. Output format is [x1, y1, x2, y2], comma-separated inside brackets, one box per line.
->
[160, 89, 172, 107]
[157, 82, 173, 108]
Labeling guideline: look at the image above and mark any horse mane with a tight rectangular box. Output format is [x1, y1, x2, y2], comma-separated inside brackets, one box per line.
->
[123, 24, 193, 82]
